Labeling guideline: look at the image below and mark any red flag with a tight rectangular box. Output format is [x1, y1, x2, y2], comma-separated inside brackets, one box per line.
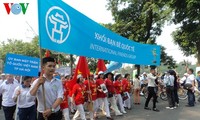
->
[69, 56, 90, 90]
[45, 50, 51, 57]
[96, 59, 107, 74]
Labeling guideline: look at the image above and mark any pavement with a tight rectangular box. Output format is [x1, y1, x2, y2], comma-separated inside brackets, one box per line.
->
[0, 96, 200, 120]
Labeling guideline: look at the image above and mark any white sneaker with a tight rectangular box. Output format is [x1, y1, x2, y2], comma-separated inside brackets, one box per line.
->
[176, 104, 179, 107]
[173, 106, 177, 109]
[122, 111, 127, 114]
[166, 107, 174, 110]
[140, 92, 144, 96]
[115, 112, 123, 116]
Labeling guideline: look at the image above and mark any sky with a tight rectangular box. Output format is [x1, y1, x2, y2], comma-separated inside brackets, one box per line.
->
[0, 0, 197, 65]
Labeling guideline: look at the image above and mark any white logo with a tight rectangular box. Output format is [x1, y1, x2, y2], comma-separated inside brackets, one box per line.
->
[46, 6, 71, 44]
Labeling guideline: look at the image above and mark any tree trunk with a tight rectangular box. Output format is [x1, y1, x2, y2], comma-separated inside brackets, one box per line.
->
[70, 54, 73, 75]
[197, 42, 200, 66]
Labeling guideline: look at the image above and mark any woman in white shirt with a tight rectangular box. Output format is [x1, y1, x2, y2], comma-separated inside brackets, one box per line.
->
[12, 76, 36, 120]
[133, 74, 141, 104]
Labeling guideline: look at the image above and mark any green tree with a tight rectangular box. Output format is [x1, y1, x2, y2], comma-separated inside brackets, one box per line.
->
[0, 37, 74, 69]
[170, 0, 200, 65]
[105, 0, 176, 70]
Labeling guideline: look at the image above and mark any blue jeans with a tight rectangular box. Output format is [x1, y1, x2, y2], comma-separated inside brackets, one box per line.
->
[18, 105, 37, 120]
[187, 90, 195, 106]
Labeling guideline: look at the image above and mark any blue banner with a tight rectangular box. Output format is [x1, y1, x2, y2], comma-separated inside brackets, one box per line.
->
[38, 0, 160, 65]
[105, 61, 123, 73]
[4, 53, 40, 77]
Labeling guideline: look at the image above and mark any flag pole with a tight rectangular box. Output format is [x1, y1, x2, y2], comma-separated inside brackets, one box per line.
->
[14, 76, 23, 120]
[87, 75, 94, 112]
[39, 48, 47, 120]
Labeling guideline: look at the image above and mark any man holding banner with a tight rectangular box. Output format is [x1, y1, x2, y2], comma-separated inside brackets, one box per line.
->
[28, 57, 63, 120]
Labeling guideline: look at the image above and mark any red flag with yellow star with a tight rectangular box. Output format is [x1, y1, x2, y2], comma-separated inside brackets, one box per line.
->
[96, 59, 107, 75]
[69, 56, 90, 90]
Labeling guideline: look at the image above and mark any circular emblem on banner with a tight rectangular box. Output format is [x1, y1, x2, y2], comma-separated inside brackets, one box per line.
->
[46, 6, 71, 44]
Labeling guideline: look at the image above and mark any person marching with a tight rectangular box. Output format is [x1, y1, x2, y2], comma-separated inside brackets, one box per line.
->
[60, 76, 70, 120]
[133, 74, 141, 105]
[96, 71, 113, 120]
[122, 73, 132, 109]
[12, 76, 36, 120]
[0, 74, 19, 120]
[72, 74, 87, 120]
[164, 71, 175, 109]
[105, 72, 123, 116]
[113, 74, 127, 114]
[84, 73, 98, 120]
[144, 68, 160, 112]
[28, 57, 64, 120]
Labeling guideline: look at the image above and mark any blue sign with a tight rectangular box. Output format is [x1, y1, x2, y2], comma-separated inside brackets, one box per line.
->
[38, 0, 161, 65]
[4, 53, 40, 77]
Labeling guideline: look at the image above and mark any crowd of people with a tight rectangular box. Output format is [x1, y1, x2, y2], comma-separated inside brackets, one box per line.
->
[0, 57, 200, 120]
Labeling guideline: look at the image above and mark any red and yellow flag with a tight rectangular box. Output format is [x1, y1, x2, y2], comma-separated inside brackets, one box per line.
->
[96, 59, 107, 74]
[69, 56, 90, 90]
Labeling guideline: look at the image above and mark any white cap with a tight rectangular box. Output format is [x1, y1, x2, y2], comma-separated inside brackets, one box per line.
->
[143, 72, 146, 74]
[77, 74, 83, 79]
[98, 71, 104, 75]
[1, 73, 5, 76]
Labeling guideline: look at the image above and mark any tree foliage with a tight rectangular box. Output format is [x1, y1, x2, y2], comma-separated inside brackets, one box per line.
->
[0, 37, 76, 68]
[105, 0, 176, 69]
[170, 0, 200, 65]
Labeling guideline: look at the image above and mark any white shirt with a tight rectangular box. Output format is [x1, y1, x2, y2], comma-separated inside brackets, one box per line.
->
[133, 78, 140, 89]
[28, 76, 63, 112]
[0, 80, 19, 106]
[147, 73, 157, 87]
[186, 74, 195, 84]
[12, 85, 35, 108]
[140, 75, 147, 84]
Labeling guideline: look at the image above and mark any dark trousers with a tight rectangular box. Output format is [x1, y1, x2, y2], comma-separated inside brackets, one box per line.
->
[166, 86, 175, 107]
[3, 105, 16, 120]
[38, 110, 62, 120]
[187, 90, 195, 106]
[174, 88, 179, 104]
[18, 105, 37, 120]
[0, 95, 2, 109]
[145, 87, 157, 108]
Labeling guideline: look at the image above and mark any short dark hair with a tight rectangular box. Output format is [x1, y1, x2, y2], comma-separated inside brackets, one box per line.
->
[189, 68, 194, 73]
[22, 76, 32, 81]
[135, 74, 139, 79]
[42, 57, 55, 65]
[124, 73, 130, 78]
[115, 74, 121, 81]
[197, 71, 200, 74]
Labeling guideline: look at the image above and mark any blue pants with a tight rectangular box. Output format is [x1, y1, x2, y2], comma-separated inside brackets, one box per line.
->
[187, 90, 195, 106]
[18, 105, 37, 120]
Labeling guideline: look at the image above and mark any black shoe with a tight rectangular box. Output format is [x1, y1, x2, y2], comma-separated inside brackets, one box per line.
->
[144, 107, 151, 110]
[185, 105, 194, 107]
[107, 117, 114, 120]
[153, 108, 160, 112]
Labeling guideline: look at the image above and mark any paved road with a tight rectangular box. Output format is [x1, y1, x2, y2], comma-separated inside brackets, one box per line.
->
[0, 96, 200, 120]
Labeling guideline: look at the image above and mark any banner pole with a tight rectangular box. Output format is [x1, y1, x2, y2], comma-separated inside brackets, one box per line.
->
[39, 48, 47, 120]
